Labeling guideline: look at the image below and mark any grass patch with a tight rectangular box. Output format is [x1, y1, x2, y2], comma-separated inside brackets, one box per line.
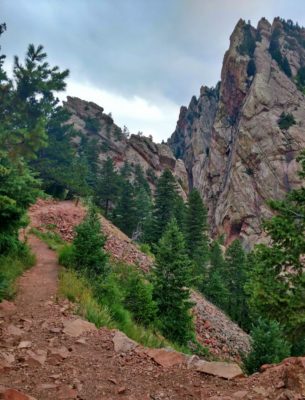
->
[30, 228, 65, 251]
[58, 267, 188, 351]
[0, 244, 35, 300]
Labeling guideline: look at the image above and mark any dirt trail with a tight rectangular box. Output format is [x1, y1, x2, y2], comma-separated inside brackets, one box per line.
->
[0, 226, 303, 399]
[0, 235, 235, 399]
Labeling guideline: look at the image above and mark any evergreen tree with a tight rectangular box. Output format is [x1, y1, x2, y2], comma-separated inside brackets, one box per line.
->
[134, 187, 153, 240]
[73, 207, 108, 277]
[123, 269, 157, 327]
[225, 239, 248, 327]
[246, 150, 305, 344]
[134, 164, 150, 194]
[150, 169, 180, 244]
[0, 29, 68, 252]
[153, 219, 194, 345]
[185, 189, 209, 280]
[243, 319, 291, 374]
[203, 241, 229, 311]
[95, 158, 120, 216]
[31, 107, 90, 198]
[112, 178, 137, 237]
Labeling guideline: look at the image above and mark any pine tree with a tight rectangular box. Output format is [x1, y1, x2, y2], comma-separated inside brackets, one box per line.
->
[185, 189, 209, 280]
[112, 178, 137, 237]
[225, 239, 248, 327]
[0, 30, 68, 252]
[123, 269, 157, 327]
[31, 107, 90, 198]
[73, 207, 108, 277]
[153, 219, 194, 345]
[150, 169, 180, 244]
[246, 150, 305, 344]
[134, 164, 150, 194]
[203, 241, 229, 311]
[243, 319, 291, 374]
[95, 158, 120, 216]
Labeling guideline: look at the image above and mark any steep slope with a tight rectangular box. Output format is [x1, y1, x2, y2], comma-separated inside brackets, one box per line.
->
[169, 18, 305, 246]
[64, 96, 188, 193]
[29, 199, 250, 361]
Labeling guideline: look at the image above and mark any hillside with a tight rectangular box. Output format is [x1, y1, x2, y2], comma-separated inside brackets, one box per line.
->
[169, 17, 305, 246]
[29, 199, 250, 362]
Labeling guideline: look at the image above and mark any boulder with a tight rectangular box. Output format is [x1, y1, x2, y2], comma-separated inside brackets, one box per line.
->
[112, 331, 137, 353]
[63, 319, 96, 337]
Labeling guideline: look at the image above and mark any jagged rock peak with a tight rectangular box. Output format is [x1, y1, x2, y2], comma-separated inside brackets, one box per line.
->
[64, 96, 189, 193]
[169, 17, 305, 247]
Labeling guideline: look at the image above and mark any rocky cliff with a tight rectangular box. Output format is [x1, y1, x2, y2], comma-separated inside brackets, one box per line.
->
[64, 96, 188, 193]
[169, 17, 305, 247]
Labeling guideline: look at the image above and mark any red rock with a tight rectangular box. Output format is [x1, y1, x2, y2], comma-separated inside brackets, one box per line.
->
[56, 385, 77, 399]
[26, 349, 47, 366]
[145, 348, 186, 368]
[3, 389, 36, 400]
[193, 360, 244, 380]
[63, 319, 96, 337]
[18, 341, 32, 349]
[112, 331, 137, 353]
[6, 325, 23, 337]
[117, 386, 126, 394]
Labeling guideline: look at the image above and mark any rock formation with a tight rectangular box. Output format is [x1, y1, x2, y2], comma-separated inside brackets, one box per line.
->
[64, 96, 188, 193]
[169, 18, 305, 246]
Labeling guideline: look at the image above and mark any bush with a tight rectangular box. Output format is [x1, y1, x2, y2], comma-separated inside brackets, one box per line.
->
[278, 112, 296, 130]
[0, 243, 35, 300]
[238, 24, 256, 56]
[243, 319, 291, 374]
[123, 270, 157, 327]
[58, 244, 75, 268]
[73, 207, 108, 277]
[296, 66, 305, 91]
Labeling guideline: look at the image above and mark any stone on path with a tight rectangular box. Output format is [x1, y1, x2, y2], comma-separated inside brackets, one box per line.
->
[3, 388, 37, 400]
[193, 360, 244, 380]
[145, 348, 186, 368]
[112, 331, 137, 353]
[63, 319, 96, 337]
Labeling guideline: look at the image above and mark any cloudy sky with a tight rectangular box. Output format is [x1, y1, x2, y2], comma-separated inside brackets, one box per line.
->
[2, 0, 305, 141]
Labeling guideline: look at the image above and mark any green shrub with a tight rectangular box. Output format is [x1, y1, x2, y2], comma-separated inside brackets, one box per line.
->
[269, 28, 292, 77]
[139, 243, 153, 257]
[30, 228, 64, 251]
[278, 112, 296, 130]
[58, 244, 75, 268]
[296, 66, 305, 91]
[0, 243, 35, 300]
[243, 319, 291, 374]
[73, 207, 108, 277]
[238, 24, 256, 56]
[123, 270, 157, 327]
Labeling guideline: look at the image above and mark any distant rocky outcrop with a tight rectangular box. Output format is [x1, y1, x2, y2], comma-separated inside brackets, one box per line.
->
[64, 96, 188, 193]
[169, 18, 305, 247]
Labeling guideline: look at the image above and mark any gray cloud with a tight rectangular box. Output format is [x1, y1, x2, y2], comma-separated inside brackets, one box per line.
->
[2, 0, 305, 140]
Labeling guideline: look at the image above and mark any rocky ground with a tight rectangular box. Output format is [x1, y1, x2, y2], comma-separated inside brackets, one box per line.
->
[28, 199, 251, 362]
[1, 231, 305, 399]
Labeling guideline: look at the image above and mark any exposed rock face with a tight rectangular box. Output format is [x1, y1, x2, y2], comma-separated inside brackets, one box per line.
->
[169, 18, 305, 246]
[64, 96, 188, 193]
